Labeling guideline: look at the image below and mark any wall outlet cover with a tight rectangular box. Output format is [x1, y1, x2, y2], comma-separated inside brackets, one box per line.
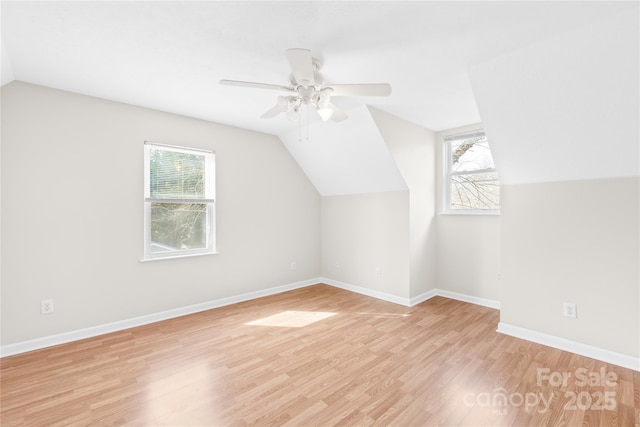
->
[563, 302, 577, 318]
[41, 299, 54, 314]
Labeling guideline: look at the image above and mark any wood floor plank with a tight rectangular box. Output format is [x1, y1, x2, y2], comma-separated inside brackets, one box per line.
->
[1, 284, 637, 426]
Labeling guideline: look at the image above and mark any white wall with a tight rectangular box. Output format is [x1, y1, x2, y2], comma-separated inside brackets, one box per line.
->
[320, 191, 410, 299]
[1, 39, 15, 86]
[500, 178, 639, 357]
[468, 8, 639, 358]
[319, 107, 438, 301]
[369, 107, 437, 297]
[1, 81, 321, 345]
[435, 124, 501, 302]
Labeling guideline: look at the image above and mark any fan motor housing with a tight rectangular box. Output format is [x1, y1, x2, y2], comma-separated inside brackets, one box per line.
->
[289, 58, 323, 89]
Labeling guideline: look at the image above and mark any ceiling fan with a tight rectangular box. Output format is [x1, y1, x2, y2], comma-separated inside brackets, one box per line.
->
[220, 48, 391, 123]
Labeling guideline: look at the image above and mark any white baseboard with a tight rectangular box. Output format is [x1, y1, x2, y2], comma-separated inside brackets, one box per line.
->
[7, 279, 633, 372]
[409, 289, 437, 306]
[320, 277, 412, 306]
[0, 278, 318, 358]
[2, 278, 460, 357]
[434, 289, 500, 310]
[497, 322, 640, 372]
[319, 278, 500, 310]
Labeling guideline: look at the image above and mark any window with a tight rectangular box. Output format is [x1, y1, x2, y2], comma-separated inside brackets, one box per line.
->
[144, 142, 215, 260]
[444, 130, 500, 213]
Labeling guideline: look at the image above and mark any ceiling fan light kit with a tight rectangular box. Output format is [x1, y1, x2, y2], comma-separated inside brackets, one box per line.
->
[220, 48, 392, 123]
[316, 107, 334, 122]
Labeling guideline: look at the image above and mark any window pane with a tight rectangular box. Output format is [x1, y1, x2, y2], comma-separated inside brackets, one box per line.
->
[451, 135, 495, 173]
[150, 202, 208, 253]
[450, 172, 500, 210]
[149, 147, 206, 199]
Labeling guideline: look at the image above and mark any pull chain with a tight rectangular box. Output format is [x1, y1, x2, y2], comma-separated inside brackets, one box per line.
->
[298, 109, 302, 142]
[306, 104, 310, 142]
[296, 104, 310, 143]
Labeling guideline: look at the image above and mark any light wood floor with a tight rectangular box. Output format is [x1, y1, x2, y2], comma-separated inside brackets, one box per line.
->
[1, 284, 638, 426]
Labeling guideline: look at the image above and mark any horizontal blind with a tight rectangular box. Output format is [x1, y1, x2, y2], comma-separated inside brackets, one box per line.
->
[145, 143, 214, 201]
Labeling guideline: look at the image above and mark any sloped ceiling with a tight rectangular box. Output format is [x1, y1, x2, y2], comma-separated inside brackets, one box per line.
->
[470, 8, 639, 185]
[279, 106, 407, 196]
[2, 1, 636, 195]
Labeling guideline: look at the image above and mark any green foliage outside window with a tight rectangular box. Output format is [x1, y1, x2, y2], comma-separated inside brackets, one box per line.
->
[145, 144, 214, 258]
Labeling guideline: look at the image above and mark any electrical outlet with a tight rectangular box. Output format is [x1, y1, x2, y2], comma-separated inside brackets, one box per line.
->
[335, 261, 340, 268]
[563, 302, 577, 318]
[375, 267, 381, 277]
[41, 299, 54, 315]
[290, 261, 297, 271]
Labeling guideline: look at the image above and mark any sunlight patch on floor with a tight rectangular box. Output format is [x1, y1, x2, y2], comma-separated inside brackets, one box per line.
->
[246, 311, 337, 328]
[145, 362, 224, 424]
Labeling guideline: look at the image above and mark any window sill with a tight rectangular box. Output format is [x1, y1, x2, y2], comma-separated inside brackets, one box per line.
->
[440, 210, 500, 216]
[140, 251, 219, 262]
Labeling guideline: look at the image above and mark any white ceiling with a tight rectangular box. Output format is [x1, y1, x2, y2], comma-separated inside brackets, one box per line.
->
[2, 1, 632, 134]
[2, 1, 636, 194]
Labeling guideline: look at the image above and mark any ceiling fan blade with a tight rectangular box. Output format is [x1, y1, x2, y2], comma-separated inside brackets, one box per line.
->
[286, 48, 314, 86]
[260, 104, 283, 119]
[329, 103, 348, 122]
[329, 83, 392, 97]
[261, 96, 296, 119]
[220, 79, 294, 92]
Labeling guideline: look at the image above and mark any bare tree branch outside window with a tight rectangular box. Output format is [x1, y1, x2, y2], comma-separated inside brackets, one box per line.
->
[447, 132, 500, 211]
[145, 144, 214, 257]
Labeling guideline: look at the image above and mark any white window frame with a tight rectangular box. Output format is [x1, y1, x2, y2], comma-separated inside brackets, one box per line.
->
[143, 142, 216, 260]
[443, 130, 500, 215]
